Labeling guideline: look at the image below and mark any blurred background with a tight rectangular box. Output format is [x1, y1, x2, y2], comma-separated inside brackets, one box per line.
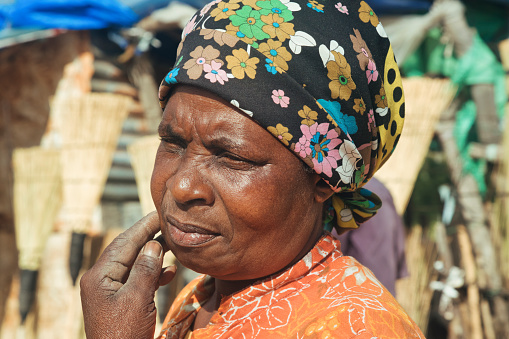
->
[0, 0, 508, 338]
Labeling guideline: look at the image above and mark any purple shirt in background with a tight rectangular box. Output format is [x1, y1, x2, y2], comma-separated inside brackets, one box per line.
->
[333, 178, 408, 296]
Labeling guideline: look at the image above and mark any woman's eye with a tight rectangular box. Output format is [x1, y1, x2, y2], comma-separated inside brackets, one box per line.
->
[159, 137, 185, 154]
[218, 152, 258, 170]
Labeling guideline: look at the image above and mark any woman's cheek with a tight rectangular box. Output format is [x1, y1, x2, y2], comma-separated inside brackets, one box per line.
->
[150, 163, 168, 210]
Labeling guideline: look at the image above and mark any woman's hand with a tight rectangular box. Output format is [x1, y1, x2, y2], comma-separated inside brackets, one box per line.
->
[80, 212, 176, 339]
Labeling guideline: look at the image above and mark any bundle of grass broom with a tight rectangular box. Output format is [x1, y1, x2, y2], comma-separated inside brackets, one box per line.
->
[396, 225, 437, 332]
[59, 93, 132, 284]
[375, 77, 455, 214]
[127, 134, 160, 215]
[128, 135, 178, 328]
[127, 135, 176, 265]
[13, 147, 62, 323]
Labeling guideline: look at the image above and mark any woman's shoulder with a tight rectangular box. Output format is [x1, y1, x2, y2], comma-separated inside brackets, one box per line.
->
[295, 254, 425, 338]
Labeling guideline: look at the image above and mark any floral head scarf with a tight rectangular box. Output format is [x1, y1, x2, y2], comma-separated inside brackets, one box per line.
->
[159, 0, 405, 231]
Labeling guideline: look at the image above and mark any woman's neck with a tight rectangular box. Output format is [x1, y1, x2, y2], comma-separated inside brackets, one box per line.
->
[211, 225, 325, 308]
[212, 278, 258, 305]
[193, 227, 325, 330]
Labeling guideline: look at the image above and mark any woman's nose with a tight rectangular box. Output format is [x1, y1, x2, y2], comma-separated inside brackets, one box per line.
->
[167, 158, 214, 208]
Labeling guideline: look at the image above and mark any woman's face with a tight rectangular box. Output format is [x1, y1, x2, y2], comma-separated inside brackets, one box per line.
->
[151, 85, 325, 281]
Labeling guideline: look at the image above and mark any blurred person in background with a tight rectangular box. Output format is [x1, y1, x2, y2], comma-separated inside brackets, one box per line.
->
[334, 177, 408, 296]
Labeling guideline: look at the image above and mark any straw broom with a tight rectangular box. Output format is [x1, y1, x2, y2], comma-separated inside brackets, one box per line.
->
[396, 225, 437, 332]
[127, 135, 160, 215]
[127, 135, 177, 327]
[375, 77, 455, 214]
[59, 93, 132, 284]
[13, 147, 62, 323]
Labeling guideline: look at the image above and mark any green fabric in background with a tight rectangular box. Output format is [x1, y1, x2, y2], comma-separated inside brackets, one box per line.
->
[401, 28, 445, 77]
[402, 27, 507, 196]
[454, 100, 487, 194]
[452, 34, 506, 195]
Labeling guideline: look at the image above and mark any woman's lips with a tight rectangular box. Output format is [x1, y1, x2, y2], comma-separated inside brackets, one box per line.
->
[166, 217, 219, 247]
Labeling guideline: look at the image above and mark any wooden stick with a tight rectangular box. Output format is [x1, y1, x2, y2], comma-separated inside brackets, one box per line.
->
[436, 115, 509, 336]
[435, 120, 500, 291]
[434, 221, 453, 271]
[481, 299, 496, 339]
[491, 104, 509, 288]
[457, 225, 483, 339]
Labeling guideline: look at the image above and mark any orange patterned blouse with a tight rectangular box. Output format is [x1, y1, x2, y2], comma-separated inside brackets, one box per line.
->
[157, 233, 425, 338]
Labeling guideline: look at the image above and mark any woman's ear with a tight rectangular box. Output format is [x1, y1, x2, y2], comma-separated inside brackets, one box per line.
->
[313, 175, 335, 203]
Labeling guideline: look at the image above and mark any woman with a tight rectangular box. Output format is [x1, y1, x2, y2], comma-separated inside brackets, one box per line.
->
[81, 0, 424, 338]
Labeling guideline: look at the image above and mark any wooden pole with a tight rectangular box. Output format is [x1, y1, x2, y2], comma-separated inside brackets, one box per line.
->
[457, 225, 483, 339]
[435, 119, 509, 336]
[434, 221, 453, 271]
[481, 299, 496, 339]
[435, 120, 499, 290]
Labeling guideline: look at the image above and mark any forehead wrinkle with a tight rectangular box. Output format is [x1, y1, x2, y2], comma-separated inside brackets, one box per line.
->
[158, 114, 193, 146]
[166, 86, 264, 152]
[206, 133, 245, 153]
[199, 112, 253, 152]
[160, 94, 201, 142]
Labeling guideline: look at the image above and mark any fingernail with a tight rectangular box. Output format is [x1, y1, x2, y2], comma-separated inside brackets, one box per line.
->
[143, 241, 162, 259]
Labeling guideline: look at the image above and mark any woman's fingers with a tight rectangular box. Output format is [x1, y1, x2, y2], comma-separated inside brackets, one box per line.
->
[159, 265, 178, 286]
[153, 235, 177, 286]
[123, 240, 165, 293]
[80, 213, 174, 339]
[154, 233, 171, 253]
[94, 211, 163, 283]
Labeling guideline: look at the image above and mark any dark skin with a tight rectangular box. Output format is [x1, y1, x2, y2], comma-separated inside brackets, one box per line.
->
[80, 212, 176, 339]
[80, 85, 334, 338]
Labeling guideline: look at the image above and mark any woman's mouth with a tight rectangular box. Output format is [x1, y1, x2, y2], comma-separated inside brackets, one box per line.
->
[166, 217, 219, 246]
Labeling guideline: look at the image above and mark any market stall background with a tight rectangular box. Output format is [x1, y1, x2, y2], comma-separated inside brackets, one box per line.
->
[0, 0, 508, 338]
